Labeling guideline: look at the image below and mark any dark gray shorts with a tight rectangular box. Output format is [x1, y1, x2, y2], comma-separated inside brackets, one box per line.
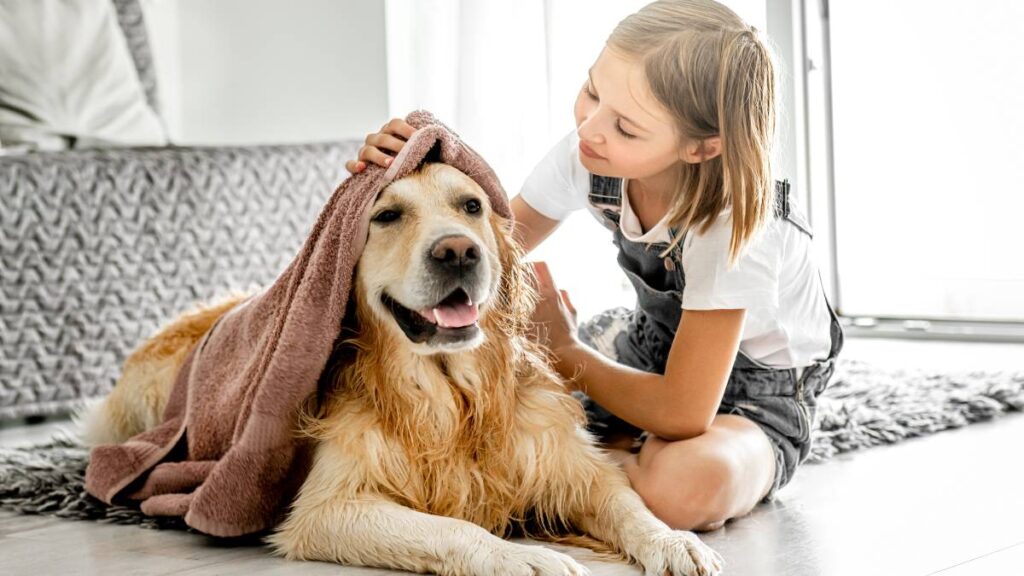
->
[576, 309, 833, 502]
[717, 364, 827, 501]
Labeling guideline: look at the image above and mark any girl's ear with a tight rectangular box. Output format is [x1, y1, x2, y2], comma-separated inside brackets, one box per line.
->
[680, 136, 723, 163]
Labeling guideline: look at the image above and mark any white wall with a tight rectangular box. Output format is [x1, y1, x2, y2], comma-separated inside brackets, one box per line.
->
[384, 0, 777, 323]
[143, 0, 388, 145]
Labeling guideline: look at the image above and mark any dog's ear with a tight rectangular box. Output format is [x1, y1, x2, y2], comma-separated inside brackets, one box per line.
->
[490, 215, 539, 337]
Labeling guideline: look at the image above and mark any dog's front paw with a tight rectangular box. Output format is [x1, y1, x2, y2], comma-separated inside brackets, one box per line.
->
[633, 529, 723, 576]
[465, 541, 591, 576]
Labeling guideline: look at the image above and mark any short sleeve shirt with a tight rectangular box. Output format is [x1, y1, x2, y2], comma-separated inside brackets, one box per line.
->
[519, 130, 833, 368]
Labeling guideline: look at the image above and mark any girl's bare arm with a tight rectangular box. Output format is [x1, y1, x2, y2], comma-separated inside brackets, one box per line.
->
[529, 260, 744, 440]
[509, 195, 561, 254]
[554, 308, 746, 441]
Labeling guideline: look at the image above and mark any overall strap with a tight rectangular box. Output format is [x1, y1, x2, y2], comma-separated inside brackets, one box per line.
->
[589, 174, 623, 207]
[589, 174, 624, 225]
[773, 178, 814, 238]
[592, 175, 793, 217]
[774, 179, 792, 218]
[590, 175, 806, 236]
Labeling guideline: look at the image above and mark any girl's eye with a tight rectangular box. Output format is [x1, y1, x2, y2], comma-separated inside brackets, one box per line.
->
[616, 121, 637, 140]
[583, 83, 635, 139]
[373, 210, 401, 223]
[465, 199, 482, 214]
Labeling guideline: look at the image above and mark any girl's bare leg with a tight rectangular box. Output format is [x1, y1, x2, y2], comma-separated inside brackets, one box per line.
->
[612, 414, 777, 532]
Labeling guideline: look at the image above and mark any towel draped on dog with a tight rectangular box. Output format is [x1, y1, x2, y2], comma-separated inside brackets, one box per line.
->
[84, 110, 512, 537]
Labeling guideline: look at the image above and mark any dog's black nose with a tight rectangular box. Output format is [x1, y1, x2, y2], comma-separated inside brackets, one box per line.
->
[429, 235, 480, 274]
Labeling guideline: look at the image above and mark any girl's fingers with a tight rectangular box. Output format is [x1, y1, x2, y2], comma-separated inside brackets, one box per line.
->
[560, 289, 575, 312]
[366, 132, 408, 154]
[357, 145, 396, 168]
[384, 118, 417, 140]
[536, 264, 564, 300]
[532, 262, 555, 290]
[348, 161, 366, 174]
[532, 261, 550, 281]
[560, 289, 578, 323]
[346, 117, 419, 174]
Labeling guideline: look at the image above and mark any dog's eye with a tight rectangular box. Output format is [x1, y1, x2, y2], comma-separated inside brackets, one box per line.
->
[464, 199, 481, 214]
[373, 210, 401, 223]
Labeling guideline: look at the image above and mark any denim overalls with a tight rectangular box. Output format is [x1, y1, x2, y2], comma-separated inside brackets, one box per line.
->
[576, 175, 845, 500]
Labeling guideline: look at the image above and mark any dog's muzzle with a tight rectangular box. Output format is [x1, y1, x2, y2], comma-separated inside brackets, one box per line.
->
[381, 234, 489, 346]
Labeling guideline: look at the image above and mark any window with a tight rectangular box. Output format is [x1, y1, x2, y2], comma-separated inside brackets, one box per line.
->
[804, 0, 1024, 338]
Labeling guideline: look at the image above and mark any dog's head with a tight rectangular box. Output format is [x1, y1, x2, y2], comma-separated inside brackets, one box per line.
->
[353, 162, 534, 355]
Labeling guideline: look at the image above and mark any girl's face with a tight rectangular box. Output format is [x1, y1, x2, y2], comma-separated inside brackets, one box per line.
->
[574, 46, 685, 181]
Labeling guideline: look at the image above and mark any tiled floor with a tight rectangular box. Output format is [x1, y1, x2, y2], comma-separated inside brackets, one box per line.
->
[1, 337, 1022, 575]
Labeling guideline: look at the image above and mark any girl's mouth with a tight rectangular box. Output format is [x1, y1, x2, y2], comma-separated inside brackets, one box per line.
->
[579, 141, 606, 160]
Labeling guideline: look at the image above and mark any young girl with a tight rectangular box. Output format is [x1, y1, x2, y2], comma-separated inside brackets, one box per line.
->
[347, 0, 843, 533]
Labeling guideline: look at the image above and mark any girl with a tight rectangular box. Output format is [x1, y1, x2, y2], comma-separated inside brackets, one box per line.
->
[347, 0, 843, 533]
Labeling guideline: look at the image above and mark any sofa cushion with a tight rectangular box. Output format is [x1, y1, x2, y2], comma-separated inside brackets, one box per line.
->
[0, 0, 167, 151]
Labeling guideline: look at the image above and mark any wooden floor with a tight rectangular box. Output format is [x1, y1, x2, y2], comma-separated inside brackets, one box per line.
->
[1, 337, 1022, 575]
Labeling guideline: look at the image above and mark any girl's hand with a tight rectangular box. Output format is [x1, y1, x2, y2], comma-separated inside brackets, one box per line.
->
[527, 261, 579, 354]
[344, 117, 418, 174]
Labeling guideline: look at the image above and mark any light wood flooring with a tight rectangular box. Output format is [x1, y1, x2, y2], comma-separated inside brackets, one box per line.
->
[1, 337, 1022, 575]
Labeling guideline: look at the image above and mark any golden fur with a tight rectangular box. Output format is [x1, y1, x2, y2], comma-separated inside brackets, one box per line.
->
[83, 164, 722, 575]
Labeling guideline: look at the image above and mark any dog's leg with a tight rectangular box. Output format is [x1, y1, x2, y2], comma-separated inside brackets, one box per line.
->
[269, 498, 591, 576]
[571, 453, 724, 576]
[267, 443, 591, 576]
[513, 382, 723, 575]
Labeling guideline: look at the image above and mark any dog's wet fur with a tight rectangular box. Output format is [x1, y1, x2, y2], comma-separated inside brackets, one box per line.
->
[78, 163, 722, 576]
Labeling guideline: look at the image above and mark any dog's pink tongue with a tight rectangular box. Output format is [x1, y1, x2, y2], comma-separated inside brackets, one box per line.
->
[425, 302, 479, 328]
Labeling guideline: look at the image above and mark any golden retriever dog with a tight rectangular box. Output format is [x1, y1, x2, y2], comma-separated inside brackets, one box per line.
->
[81, 163, 723, 576]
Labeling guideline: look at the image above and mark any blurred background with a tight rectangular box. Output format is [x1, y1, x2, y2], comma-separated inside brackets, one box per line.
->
[2, 1, 1022, 425]
[126, 0, 1024, 338]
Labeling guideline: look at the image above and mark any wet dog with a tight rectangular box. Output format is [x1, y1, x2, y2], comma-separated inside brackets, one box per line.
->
[81, 163, 722, 576]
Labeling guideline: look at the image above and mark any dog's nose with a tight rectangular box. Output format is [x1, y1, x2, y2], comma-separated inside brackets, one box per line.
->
[429, 235, 480, 274]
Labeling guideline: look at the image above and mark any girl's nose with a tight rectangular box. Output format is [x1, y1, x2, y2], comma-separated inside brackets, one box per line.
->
[577, 120, 606, 145]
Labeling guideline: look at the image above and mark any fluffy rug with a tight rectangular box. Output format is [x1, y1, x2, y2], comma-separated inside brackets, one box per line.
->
[806, 359, 1023, 462]
[1, 358, 1022, 529]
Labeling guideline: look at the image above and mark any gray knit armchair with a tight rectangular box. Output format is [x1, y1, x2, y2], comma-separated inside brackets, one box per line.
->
[0, 1, 361, 420]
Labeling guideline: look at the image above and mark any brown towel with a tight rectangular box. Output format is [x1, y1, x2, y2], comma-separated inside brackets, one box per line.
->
[85, 110, 511, 537]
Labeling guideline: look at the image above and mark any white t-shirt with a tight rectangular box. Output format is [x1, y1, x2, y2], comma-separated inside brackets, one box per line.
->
[519, 130, 833, 369]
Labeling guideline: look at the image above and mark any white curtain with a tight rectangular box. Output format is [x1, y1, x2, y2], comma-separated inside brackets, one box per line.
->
[385, 0, 683, 191]
[385, 0, 766, 321]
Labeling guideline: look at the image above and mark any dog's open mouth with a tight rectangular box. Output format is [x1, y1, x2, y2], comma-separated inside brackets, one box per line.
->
[417, 288, 479, 328]
[381, 288, 481, 344]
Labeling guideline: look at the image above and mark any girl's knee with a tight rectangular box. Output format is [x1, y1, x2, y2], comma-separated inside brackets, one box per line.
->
[630, 447, 740, 531]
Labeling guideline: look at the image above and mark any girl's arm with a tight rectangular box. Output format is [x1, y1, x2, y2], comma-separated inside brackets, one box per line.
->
[510, 195, 561, 254]
[531, 262, 743, 440]
[554, 308, 746, 441]
[557, 309, 741, 438]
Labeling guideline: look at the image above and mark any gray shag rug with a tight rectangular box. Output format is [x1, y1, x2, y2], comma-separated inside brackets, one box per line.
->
[1, 358, 1022, 529]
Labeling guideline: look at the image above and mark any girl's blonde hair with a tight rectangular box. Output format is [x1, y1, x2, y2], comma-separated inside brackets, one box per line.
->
[608, 0, 777, 264]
